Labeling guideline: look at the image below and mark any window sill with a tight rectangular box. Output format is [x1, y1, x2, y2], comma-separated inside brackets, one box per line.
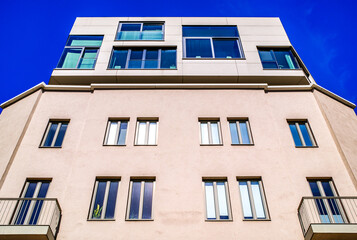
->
[125, 219, 154, 221]
[103, 144, 126, 147]
[134, 144, 158, 146]
[205, 219, 233, 222]
[295, 146, 318, 148]
[231, 143, 254, 146]
[200, 144, 223, 146]
[243, 218, 271, 221]
[183, 58, 246, 60]
[39, 146, 62, 148]
[87, 219, 116, 221]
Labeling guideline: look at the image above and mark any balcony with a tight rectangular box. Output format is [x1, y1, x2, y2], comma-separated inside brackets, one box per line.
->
[0, 198, 61, 240]
[298, 196, 357, 240]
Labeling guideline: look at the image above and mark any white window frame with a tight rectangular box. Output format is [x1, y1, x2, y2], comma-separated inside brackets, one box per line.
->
[40, 120, 69, 147]
[103, 119, 129, 146]
[116, 22, 165, 41]
[126, 179, 155, 220]
[135, 119, 158, 146]
[237, 178, 270, 220]
[199, 120, 223, 145]
[203, 179, 232, 221]
[228, 118, 254, 145]
[288, 120, 317, 147]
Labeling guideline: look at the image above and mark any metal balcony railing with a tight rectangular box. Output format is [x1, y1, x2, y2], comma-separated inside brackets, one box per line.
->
[0, 198, 61, 237]
[298, 196, 357, 236]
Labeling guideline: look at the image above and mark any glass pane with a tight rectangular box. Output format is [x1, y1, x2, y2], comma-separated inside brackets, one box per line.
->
[259, 50, 274, 61]
[200, 122, 209, 144]
[129, 182, 141, 219]
[229, 122, 239, 144]
[57, 48, 81, 68]
[78, 49, 97, 69]
[121, 24, 141, 31]
[210, 122, 220, 144]
[117, 122, 127, 145]
[137, 122, 146, 144]
[309, 181, 330, 223]
[183, 26, 239, 37]
[54, 123, 68, 147]
[92, 181, 106, 219]
[274, 50, 298, 69]
[321, 181, 342, 222]
[160, 49, 176, 69]
[67, 35, 103, 47]
[148, 122, 157, 145]
[217, 182, 229, 219]
[118, 25, 141, 40]
[105, 181, 119, 219]
[129, 50, 143, 69]
[142, 31, 163, 40]
[239, 122, 250, 144]
[144, 60, 158, 68]
[107, 122, 118, 145]
[186, 39, 212, 58]
[143, 24, 162, 31]
[142, 182, 153, 219]
[213, 39, 240, 58]
[128, 60, 142, 68]
[239, 181, 253, 219]
[262, 62, 278, 69]
[289, 123, 302, 147]
[16, 182, 38, 224]
[44, 123, 58, 147]
[205, 182, 216, 219]
[299, 123, 313, 146]
[109, 49, 128, 69]
[29, 182, 49, 224]
[144, 50, 159, 68]
[251, 181, 266, 219]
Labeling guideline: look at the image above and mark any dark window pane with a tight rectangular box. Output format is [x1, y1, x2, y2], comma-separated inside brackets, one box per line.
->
[143, 24, 162, 31]
[54, 123, 68, 147]
[161, 49, 176, 69]
[129, 182, 141, 219]
[128, 60, 143, 69]
[29, 182, 49, 225]
[66, 35, 103, 47]
[117, 122, 127, 145]
[142, 182, 153, 219]
[289, 123, 302, 146]
[239, 122, 250, 144]
[145, 50, 159, 68]
[130, 50, 143, 59]
[186, 39, 212, 58]
[144, 60, 158, 68]
[109, 50, 128, 69]
[299, 123, 313, 146]
[146, 50, 159, 60]
[274, 50, 299, 69]
[183, 26, 239, 37]
[121, 24, 141, 31]
[92, 181, 106, 219]
[105, 181, 119, 219]
[213, 39, 240, 58]
[44, 123, 58, 147]
[16, 182, 38, 224]
[229, 122, 239, 144]
[262, 62, 278, 69]
[259, 50, 274, 61]
[57, 48, 81, 68]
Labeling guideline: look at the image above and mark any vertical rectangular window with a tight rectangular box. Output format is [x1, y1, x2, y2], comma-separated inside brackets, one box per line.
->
[288, 120, 316, 147]
[258, 48, 300, 69]
[204, 180, 231, 220]
[228, 119, 253, 145]
[238, 178, 269, 220]
[89, 179, 119, 220]
[116, 22, 164, 40]
[104, 119, 128, 146]
[127, 179, 155, 220]
[57, 35, 103, 69]
[41, 120, 69, 147]
[199, 120, 222, 145]
[135, 120, 158, 145]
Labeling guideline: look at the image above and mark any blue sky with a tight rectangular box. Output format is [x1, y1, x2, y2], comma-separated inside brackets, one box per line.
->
[0, 0, 356, 113]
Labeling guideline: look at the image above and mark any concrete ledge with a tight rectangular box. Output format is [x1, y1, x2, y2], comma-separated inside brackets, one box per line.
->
[0, 225, 54, 240]
[305, 224, 357, 240]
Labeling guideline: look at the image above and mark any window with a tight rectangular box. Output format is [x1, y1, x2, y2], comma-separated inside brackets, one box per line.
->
[40, 120, 69, 147]
[288, 120, 317, 147]
[15, 180, 50, 225]
[135, 119, 158, 145]
[57, 35, 103, 69]
[89, 179, 119, 220]
[183, 26, 243, 59]
[199, 120, 222, 145]
[109, 47, 176, 69]
[104, 119, 128, 145]
[238, 178, 269, 220]
[116, 22, 164, 40]
[229, 119, 253, 145]
[127, 179, 155, 220]
[204, 179, 232, 220]
[258, 48, 300, 69]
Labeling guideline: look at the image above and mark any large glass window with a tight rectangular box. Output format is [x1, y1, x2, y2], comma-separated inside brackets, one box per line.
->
[229, 119, 253, 145]
[199, 120, 222, 145]
[204, 180, 231, 220]
[127, 179, 155, 220]
[57, 35, 103, 69]
[238, 178, 269, 220]
[104, 119, 128, 146]
[183, 26, 243, 59]
[89, 179, 119, 220]
[116, 22, 164, 40]
[41, 120, 69, 148]
[135, 120, 158, 145]
[109, 48, 176, 69]
[258, 48, 300, 69]
[288, 120, 316, 147]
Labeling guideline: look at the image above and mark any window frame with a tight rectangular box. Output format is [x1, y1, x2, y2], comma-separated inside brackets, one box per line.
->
[203, 178, 232, 221]
[56, 35, 103, 70]
[257, 47, 301, 70]
[126, 178, 155, 221]
[287, 119, 317, 148]
[115, 22, 165, 41]
[199, 119, 223, 145]
[88, 177, 120, 221]
[40, 120, 70, 148]
[237, 177, 270, 221]
[103, 118, 129, 146]
[134, 119, 159, 146]
[228, 118, 254, 145]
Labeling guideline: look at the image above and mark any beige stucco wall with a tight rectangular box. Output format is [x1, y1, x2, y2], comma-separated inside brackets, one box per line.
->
[0, 88, 356, 240]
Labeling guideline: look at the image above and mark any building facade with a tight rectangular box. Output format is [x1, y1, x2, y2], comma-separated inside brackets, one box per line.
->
[0, 17, 357, 240]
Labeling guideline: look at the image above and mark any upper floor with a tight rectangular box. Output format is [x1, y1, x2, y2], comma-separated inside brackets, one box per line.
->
[50, 17, 314, 86]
